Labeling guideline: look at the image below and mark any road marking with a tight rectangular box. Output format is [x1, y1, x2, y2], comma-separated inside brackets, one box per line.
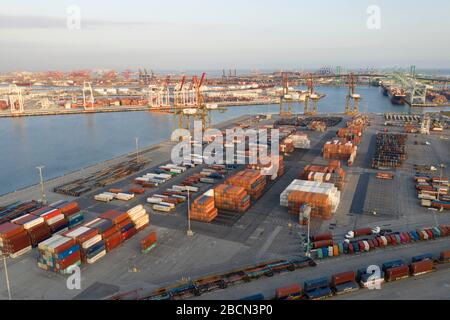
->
[257, 226, 282, 257]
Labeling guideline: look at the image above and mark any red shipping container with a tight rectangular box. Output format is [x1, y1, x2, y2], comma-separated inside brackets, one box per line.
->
[53, 238, 77, 255]
[117, 218, 133, 229]
[27, 223, 52, 246]
[0, 223, 25, 239]
[32, 208, 62, 221]
[358, 241, 365, 251]
[311, 233, 333, 242]
[122, 227, 137, 241]
[49, 218, 69, 233]
[354, 228, 372, 237]
[410, 260, 434, 275]
[389, 235, 397, 245]
[348, 243, 354, 254]
[1, 232, 31, 254]
[331, 271, 356, 286]
[312, 240, 334, 249]
[100, 210, 129, 225]
[386, 265, 409, 281]
[140, 232, 157, 250]
[440, 250, 450, 261]
[105, 231, 123, 251]
[56, 251, 81, 270]
[372, 238, 380, 247]
[276, 284, 302, 299]
[102, 226, 119, 239]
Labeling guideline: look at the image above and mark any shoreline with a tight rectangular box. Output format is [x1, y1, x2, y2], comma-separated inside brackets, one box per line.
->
[0, 100, 279, 118]
[0, 114, 253, 204]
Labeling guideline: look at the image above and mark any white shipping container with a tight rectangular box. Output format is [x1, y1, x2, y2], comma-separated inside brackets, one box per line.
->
[81, 234, 103, 249]
[147, 197, 163, 204]
[153, 205, 172, 212]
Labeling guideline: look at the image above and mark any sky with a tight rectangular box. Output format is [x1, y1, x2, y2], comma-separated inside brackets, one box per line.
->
[0, 0, 449, 71]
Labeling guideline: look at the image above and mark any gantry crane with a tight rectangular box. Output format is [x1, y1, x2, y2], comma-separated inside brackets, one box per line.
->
[304, 73, 319, 115]
[193, 73, 210, 130]
[279, 72, 294, 117]
[82, 81, 94, 110]
[345, 73, 360, 115]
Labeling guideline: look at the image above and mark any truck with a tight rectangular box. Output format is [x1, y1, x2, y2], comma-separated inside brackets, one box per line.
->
[275, 284, 303, 300]
[385, 265, 409, 282]
[410, 260, 434, 276]
[331, 271, 359, 295]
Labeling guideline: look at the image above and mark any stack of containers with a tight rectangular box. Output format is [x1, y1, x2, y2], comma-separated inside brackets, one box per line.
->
[30, 206, 72, 235]
[141, 232, 157, 253]
[323, 139, 358, 166]
[225, 170, 267, 201]
[288, 133, 311, 149]
[0, 201, 42, 225]
[50, 201, 84, 230]
[126, 205, 150, 231]
[11, 214, 51, 247]
[97, 218, 122, 253]
[63, 226, 105, 264]
[301, 162, 346, 191]
[288, 191, 333, 220]
[37, 235, 81, 274]
[0, 223, 32, 258]
[100, 210, 139, 243]
[308, 121, 327, 132]
[247, 156, 285, 181]
[337, 127, 362, 145]
[281, 180, 340, 211]
[280, 138, 295, 154]
[190, 195, 218, 223]
[214, 184, 251, 213]
[371, 133, 407, 169]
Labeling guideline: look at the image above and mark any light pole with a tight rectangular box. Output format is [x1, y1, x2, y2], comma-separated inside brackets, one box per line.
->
[305, 212, 311, 257]
[135, 137, 139, 163]
[187, 189, 193, 237]
[437, 164, 446, 204]
[2, 254, 12, 300]
[36, 166, 46, 205]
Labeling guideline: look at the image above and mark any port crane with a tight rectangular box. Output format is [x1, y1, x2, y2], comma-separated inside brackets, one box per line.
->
[304, 73, 319, 115]
[82, 81, 94, 110]
[345, 73, 360, 115]
[0, 84, 25, 114]
[279, 72, 294, 117]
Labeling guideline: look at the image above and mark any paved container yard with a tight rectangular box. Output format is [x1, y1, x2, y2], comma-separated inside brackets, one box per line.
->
[0, 113, 449, 300]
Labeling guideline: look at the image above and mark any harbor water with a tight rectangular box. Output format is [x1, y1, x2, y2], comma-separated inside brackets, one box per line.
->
[0, 86, 448, 196]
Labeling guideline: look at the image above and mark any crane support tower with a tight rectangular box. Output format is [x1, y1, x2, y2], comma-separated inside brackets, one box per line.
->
[8, 84, 25, 114]
[82, 81, 94, 110]
[304, 73, 318, 115]
[345, 73, 360, 115]
[279, 72, 294, 117]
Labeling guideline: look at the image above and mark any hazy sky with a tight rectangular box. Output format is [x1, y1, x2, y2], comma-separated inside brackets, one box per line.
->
[1, 0, 449, 71]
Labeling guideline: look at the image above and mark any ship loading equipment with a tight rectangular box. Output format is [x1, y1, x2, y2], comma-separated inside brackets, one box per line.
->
[345, 73, 360, 115]
[170, 73, 227, 134]
[279, 72, 294, 117]
[304, 73, 319, 116]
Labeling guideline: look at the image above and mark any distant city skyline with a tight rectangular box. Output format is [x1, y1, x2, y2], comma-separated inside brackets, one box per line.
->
[1, 0, 449, 71]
